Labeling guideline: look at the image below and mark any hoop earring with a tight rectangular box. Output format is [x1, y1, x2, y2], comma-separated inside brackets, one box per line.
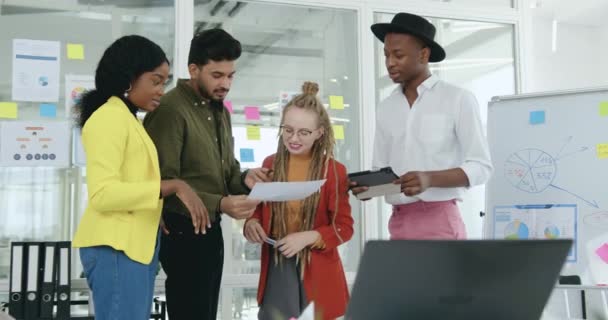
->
[123, 84, 132, 98]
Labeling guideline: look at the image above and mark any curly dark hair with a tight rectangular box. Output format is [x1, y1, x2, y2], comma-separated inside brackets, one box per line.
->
[77, 35, 169, 128]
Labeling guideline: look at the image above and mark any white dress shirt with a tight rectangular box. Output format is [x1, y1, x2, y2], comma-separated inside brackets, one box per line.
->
[373, 75, 493, 205]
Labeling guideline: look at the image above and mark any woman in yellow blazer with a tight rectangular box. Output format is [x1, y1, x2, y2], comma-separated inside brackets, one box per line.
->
[72, 35, 208, 320]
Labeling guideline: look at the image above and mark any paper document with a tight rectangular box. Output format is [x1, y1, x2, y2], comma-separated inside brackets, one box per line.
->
[356, 183, 401, 200]
[297, 302, 314, 320]
[248, 180, 326, 201]
[12, 39, 60, 102]
[493, 204, 577, 261]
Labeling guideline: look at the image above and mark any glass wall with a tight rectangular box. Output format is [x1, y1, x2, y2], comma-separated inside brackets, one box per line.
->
[419, 0, 514, 8]
[373, 12, 517, 239]
[0, 0, 175, 281]
[0, 1, 522, 318]
[192, 1, 361, 318]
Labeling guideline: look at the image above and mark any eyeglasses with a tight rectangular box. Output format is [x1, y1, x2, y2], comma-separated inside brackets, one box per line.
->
[280, 125, 319, 138]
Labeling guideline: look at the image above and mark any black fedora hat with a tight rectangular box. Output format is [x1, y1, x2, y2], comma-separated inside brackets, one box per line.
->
[371, 12, 446, 63]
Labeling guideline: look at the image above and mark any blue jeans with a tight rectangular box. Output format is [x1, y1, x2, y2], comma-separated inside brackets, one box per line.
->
[80, 232, 160, 320]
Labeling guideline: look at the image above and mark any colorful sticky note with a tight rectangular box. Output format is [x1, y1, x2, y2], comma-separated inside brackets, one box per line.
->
[246, 126, 261, 140]
[40, 103, 57, 118]
[224, 100, 233, 114]
[529, 110, 545, 125]
[329, 95, 344, 110]
[595, 243, 608, 264]
[240, 148, 255, 162]
[67, 43, 85, 60]
[332, 125, 345, 140]
[600, 102, 608, 117]
[0, 102, 18, 119]
[598, 143, 608, 159]
[244, 106, 260, 120]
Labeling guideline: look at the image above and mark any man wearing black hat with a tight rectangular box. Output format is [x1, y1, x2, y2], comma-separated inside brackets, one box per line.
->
[353, 12, 493, 239]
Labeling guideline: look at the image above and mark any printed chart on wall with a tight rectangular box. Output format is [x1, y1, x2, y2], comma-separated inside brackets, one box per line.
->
[0, 121, 70, 167]
[65, 74, 95, 116]
[486, 88, 608, 285]
[72, 128, 86, 166]
[494, 204, 577, 261]
[12, 39, 60, 102]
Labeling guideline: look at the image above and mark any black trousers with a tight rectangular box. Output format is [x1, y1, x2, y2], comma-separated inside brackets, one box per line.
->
[159, 211, 224, 320]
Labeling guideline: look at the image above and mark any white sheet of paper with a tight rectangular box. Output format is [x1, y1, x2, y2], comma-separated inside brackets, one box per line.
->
[356, 183, 401, 199]
[298, 302, 314, 320]
[65, 74, 95, 116]
[248, 180, 326, 201]
[12, 39, 61, 102]
[0, 121, 71, 167]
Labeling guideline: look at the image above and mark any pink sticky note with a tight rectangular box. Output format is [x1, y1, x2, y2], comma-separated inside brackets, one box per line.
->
[223, 100, 233, 114]
[595, 243, 608, 264]
[244, 106, 260, 120]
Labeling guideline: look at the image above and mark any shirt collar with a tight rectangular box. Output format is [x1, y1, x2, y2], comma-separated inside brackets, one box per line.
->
[417, 74, 439, 94]
[393, 74, 440, 98]
[176, 78, 212, 108]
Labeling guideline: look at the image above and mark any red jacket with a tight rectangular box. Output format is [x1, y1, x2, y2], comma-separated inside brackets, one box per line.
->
[246, 154, 354, 319]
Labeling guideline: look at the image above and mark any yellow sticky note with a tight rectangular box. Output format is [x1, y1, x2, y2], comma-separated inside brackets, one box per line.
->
[598, 144, 608, 159]
[329, 95, 344, 110]
[600, 102, 608, 117]
[0, 102, 18, 119]
[67, 43, 85, 60]
[247, 126, 261, 140]
[332, 125, 345, 140]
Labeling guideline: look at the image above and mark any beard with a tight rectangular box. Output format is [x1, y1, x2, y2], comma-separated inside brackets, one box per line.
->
[197, 82, 228, 104]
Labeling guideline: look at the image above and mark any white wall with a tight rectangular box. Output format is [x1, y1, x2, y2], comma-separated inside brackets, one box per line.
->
[524, 15, 608, 93]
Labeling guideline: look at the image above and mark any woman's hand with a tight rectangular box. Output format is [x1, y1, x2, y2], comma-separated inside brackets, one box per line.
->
[244, 219, 268, 244]
[276, 231, 320, 258]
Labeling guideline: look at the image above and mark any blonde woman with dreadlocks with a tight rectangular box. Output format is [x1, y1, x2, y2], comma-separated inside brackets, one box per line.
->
[244, 82, 354, 320]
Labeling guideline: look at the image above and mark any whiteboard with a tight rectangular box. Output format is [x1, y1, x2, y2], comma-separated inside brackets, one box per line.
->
[485, 87, 608, 285]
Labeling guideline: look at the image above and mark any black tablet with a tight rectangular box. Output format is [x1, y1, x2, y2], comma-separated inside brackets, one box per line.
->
[348, 167, 399, 187]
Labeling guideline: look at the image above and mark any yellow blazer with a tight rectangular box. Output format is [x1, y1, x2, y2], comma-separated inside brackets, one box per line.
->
[73, 96, 162, 264]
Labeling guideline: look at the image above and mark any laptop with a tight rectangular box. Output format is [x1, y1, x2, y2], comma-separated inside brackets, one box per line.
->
[345, 240, 572, 320]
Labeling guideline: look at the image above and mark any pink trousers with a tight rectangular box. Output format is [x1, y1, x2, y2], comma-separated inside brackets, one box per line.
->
[389, 200, 467, 240]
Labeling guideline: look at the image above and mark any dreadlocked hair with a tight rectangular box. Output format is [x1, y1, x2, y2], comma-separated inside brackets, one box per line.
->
[270, 81, 340, 276]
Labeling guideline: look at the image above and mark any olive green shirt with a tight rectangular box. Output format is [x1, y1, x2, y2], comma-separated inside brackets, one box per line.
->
[143, 79, 249, 221]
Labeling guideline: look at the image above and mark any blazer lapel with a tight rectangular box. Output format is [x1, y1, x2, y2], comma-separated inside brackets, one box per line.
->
[109, 97, 160, 175]
[132, 119, 160, 174]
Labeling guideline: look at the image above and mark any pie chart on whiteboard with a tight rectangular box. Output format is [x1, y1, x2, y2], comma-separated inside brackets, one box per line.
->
[504, 220, 529, 239]
[504, 148, 557, 193]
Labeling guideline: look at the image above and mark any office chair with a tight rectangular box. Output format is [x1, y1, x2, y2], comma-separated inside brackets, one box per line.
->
[150, 297, 167, 320]
[559, 275, 586, 319]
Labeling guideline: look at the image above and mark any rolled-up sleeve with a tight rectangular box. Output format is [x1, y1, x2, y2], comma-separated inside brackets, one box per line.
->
[456, 91, 494, 187]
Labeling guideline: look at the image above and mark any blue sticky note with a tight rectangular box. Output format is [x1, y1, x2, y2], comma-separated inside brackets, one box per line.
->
[240, 148, 254, 162]
[529, 110, 545, 125]
[40, 103, 57, 118]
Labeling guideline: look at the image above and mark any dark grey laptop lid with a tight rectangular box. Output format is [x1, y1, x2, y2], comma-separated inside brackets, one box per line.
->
[346, 240, 572, 320]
